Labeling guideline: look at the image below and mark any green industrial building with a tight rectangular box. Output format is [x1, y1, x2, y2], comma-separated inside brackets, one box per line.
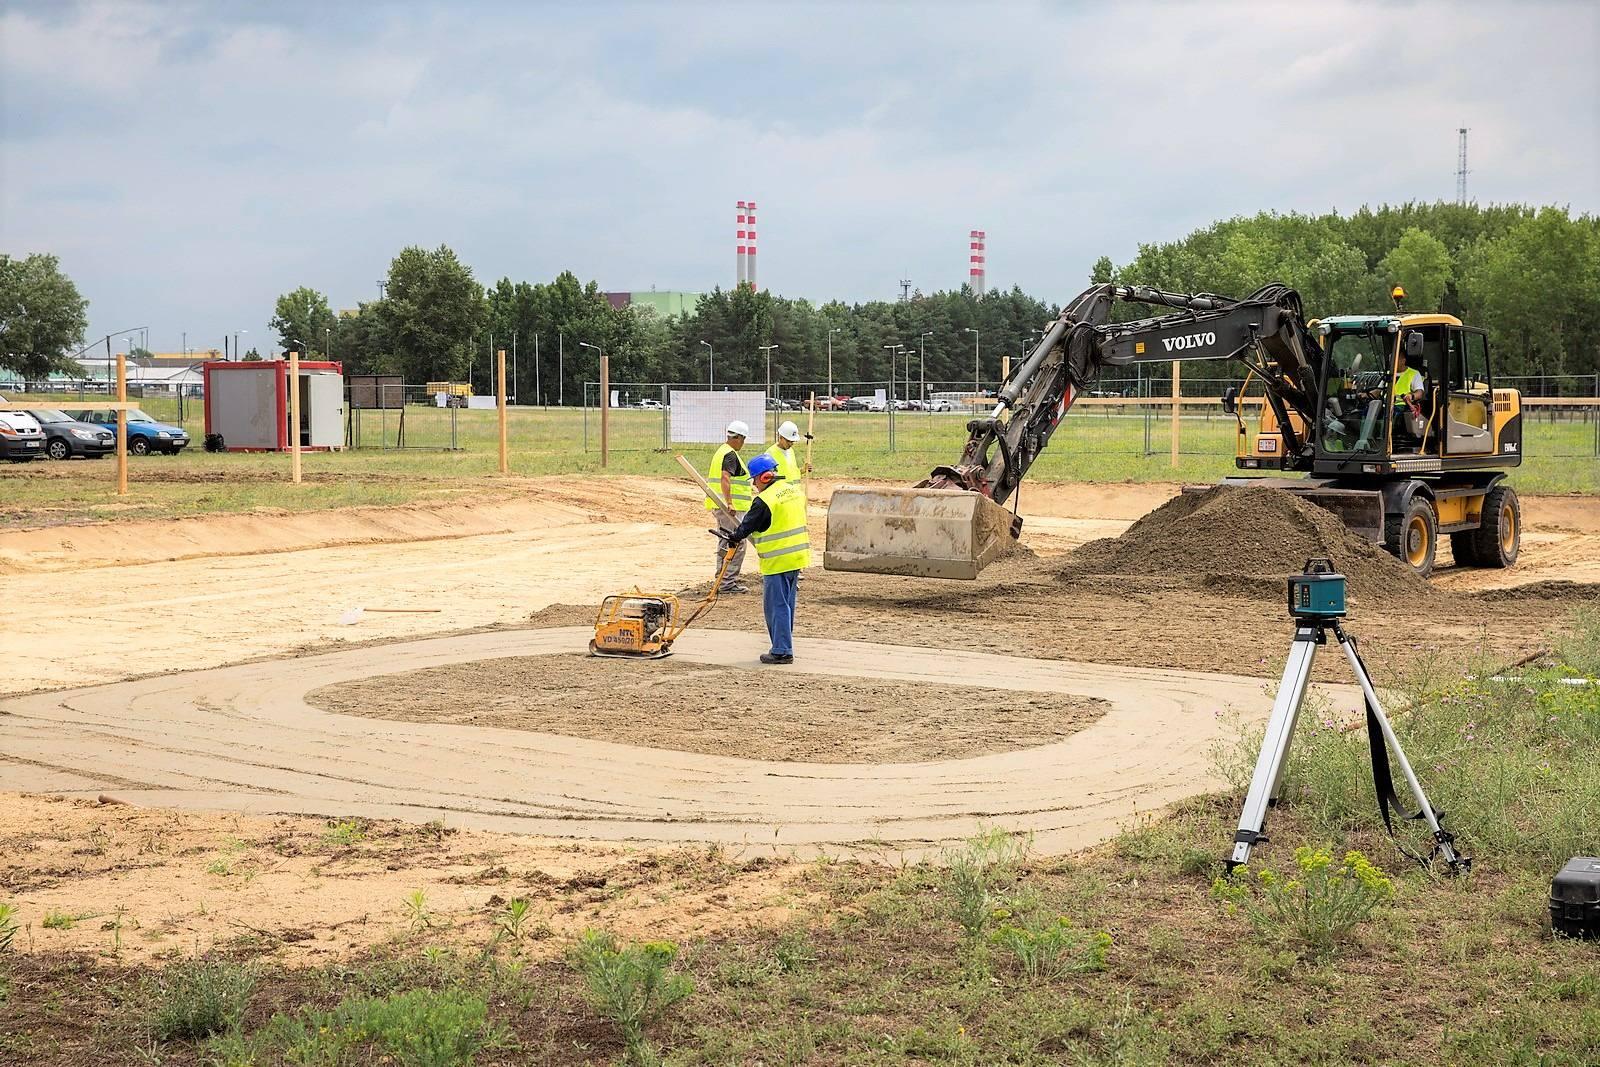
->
[604, 289, 703, 318]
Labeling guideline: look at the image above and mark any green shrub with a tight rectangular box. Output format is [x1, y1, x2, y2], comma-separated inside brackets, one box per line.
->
[1212, 846, 1393, 959]
[0, 903, 16, 952]
[148, 959, 256, 1041]
[570, 930, 693, 1066]
[941, 828, 1030, 939]
[989, 913, 1111, 980]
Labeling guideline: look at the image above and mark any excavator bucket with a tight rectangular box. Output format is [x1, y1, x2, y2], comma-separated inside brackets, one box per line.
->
[823, 486, 1018, 580]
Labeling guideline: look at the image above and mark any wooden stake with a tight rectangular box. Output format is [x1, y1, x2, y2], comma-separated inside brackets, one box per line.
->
[1002, 354, 1011, 382]
[497, 348, 508, 474]
[116, 353, 128, 496]
[599, 354, 610, 468]
[289, 346, 302, 484]
[676, 453, 735, 522]
[1170, 360, 1181, 468]
[804, 392, 816, 486]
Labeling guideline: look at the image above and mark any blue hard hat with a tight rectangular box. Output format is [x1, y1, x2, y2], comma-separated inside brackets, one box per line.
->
[746, 453, 778, 479]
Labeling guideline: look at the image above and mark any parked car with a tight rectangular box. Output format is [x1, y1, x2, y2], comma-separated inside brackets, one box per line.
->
[848, 395, 886, 412]
[0, 400, 46, 462]
[27, 408, 115, 460]
[807, 395, 848, 411]
[68, 408, 191, 455]
[636, 398, 664, 411]
[926, 398, 956, 412]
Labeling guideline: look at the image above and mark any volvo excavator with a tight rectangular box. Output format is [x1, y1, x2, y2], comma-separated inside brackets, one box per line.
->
[825, 282, 1523, 579]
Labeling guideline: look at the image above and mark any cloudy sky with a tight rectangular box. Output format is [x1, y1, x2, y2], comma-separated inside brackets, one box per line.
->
[3, 0, 1596, 355]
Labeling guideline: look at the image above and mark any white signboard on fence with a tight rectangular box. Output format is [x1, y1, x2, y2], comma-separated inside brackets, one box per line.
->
[669, 390, 767, 444]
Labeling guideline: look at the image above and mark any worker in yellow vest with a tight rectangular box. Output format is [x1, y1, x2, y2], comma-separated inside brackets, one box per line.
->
[704, 420, 752, 593]
[763, 421, 808, 481]
[724, 452, 809, 664]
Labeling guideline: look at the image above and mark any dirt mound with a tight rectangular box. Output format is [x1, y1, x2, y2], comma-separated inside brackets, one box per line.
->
[1058, 486, 1433, 605]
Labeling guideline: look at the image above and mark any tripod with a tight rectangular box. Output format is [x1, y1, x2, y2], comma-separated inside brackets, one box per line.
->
[1227, 569, 1469, 875]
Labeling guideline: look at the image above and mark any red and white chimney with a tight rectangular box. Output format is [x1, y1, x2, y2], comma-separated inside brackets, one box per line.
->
[736, 201, 748, 289]
[969, 229, 986, 297]
[746, 201, 758, 291]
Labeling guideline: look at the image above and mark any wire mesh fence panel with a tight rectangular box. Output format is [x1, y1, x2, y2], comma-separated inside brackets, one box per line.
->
[344, 385, 464, 450]
[1, 379, 199, 427]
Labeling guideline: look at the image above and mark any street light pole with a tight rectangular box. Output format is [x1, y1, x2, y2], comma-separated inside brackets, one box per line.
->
[700, 339, 714, 387]
[558, 332, 564, 406]
[234, 330, 245, 361]
[827, 327, 840, 399]
[964, 327, 980, 394]
[759, 344, 779, 411]
[512, 330, 518, 405]
[920, 331, 931, 408]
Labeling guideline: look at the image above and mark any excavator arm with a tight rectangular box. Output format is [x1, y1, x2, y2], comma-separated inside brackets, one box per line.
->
[924, 283, 1322, 506]
[824, 282, 1326, 579]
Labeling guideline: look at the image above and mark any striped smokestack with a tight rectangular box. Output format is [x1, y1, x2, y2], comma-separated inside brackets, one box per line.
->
[969, 229, 986, 297]
[746, 201, 758, 291]
[736, 201, 748, 288]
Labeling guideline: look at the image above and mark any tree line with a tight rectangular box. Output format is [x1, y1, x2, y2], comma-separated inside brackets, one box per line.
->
[4, 202, 1595, 394]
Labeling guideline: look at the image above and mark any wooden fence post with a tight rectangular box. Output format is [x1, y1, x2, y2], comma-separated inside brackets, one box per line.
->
[497, 348, 508, 474]
[1170, 361, 1181, 468]
[289, 347, 302, 484]
[116, 353, 128, 496]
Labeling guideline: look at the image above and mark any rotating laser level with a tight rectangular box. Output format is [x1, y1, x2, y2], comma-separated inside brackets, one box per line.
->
[1227, 558, 1469, 875]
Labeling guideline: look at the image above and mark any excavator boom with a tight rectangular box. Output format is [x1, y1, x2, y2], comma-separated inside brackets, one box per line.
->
[824, 283, 1325, 579]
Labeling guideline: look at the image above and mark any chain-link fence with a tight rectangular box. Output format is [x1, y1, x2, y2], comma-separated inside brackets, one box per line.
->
[581, 373, 1600, 458]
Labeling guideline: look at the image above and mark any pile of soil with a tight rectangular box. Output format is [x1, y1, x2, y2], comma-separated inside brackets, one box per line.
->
[1058, 486, 1434, 605]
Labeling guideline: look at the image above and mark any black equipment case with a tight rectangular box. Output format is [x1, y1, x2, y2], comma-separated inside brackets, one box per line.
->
[1549, 857, 1600, 939]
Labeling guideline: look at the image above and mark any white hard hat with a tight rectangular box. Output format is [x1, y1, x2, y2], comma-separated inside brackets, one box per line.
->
[777, 421, 800, 442]
[726, 420, 749, 437]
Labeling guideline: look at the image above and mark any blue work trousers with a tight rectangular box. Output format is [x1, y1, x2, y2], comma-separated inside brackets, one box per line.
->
[762, 569, 800, 656]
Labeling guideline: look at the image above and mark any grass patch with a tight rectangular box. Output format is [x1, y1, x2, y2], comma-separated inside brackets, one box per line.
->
[1, 403, 1592, 527]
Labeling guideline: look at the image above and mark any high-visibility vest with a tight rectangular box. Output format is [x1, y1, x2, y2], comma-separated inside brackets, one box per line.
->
[704, 443, 752, 513]
[751, 479, 811, 576]
[1393, 367, 1423, 402]
[763, 442, 801, 480]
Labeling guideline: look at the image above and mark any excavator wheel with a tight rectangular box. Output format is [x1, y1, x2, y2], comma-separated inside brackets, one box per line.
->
[1467, 485, 1520, 569]
[1385, 497, 1437, 577]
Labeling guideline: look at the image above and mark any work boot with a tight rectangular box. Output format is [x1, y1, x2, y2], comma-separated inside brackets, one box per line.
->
[759, 653, 794, 665]
[720, 582, 750, 594]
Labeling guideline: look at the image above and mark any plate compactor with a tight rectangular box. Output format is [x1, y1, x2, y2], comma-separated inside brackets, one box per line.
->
[590, 546, 736, 659]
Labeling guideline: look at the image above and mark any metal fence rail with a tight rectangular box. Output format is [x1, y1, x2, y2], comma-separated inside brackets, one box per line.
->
[344, 384, 462, 450]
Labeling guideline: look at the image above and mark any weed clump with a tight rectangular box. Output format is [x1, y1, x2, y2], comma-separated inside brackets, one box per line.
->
[0, 902, 16, 953]
[941, 828, 1030, 940]
[989, 913, 1111, 980]
[570, 930, 693, 1066]
[209, 987, 495, 1066]
[1213, 846, 1394, 960]
[147, 958, 256, 1041]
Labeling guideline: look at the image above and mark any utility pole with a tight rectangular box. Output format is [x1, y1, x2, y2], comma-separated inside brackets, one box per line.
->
[512, 330, 518, 405]
[1456, 127, 1469, 204]
[558, 332, 564, 406]
[376, 280, 387, 300]
[898, 278, 912, 302]
[534, 333, 541, 406]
